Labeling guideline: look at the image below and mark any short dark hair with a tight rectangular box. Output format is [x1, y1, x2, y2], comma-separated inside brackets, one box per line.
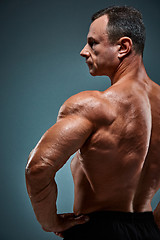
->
[92, 6, 146, 55]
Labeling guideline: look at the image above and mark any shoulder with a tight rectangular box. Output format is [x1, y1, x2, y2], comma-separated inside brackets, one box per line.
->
[57, 91, 99, 118]
[57, 90, 115, 125]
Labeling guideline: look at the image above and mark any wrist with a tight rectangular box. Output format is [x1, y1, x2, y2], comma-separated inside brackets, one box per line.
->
[41, 213, 59, 232]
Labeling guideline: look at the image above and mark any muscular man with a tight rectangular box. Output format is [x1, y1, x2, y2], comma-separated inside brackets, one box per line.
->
[25, 6, 160, 239]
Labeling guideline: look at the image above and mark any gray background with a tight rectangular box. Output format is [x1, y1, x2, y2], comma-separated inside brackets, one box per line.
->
[1, 0, 160, 239]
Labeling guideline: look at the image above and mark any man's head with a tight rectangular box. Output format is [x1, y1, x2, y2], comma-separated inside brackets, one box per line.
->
[80, 6, 146, 77]
[92, 6, 146, 55]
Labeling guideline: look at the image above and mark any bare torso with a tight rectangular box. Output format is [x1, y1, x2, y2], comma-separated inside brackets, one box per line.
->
[25, 10, 160, 236]
[71, 77, 160, 215]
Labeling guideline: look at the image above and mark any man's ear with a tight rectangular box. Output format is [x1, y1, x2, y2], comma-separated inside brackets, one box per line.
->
[117, 37, 133, 59]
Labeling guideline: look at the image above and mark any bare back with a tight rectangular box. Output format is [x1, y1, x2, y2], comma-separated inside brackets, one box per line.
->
[71, 78, 160, 215]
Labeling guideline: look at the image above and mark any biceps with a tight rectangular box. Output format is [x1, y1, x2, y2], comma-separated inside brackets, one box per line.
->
[32, 115, 93, 171]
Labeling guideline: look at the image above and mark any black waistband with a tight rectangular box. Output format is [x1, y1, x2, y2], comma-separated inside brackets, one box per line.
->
[87, 211, 154, 223]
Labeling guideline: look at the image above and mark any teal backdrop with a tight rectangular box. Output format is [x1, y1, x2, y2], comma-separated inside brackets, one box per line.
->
[1, 0, 160, 239]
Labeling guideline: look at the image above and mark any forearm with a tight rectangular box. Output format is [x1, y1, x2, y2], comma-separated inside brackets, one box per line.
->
[29, 180, 58, 231]
[25, 152, 59, 231]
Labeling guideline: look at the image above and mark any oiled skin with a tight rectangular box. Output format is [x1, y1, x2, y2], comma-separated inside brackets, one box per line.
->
[25, 15, 160, 236]
[70, 78, 160, 215]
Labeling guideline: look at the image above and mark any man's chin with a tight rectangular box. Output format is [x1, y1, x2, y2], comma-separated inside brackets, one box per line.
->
[89, 68, 108, 77]
[90, 72, 97, 76]
[89, 69, 102, 77]
[89, 68, 97, 76]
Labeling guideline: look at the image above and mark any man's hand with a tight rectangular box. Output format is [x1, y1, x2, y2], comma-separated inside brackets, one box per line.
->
[43, 213, 90, 238]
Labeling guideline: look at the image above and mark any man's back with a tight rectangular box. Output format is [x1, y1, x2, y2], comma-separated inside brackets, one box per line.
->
[25, 6, 160, 239]
[71, 77, 160, 215]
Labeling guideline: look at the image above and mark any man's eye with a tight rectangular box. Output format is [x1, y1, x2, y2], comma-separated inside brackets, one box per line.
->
[89, 41, 96, 48]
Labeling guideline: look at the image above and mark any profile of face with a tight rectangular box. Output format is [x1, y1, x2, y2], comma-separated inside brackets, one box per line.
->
[80, 15, 120, 77]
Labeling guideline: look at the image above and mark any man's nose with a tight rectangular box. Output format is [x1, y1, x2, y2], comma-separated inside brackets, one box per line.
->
[80, 45, 90, 58]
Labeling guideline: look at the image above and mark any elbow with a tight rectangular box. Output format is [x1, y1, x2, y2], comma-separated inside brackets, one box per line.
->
[25, 149, 37, 179]
[25, 150, 55, 202]
[25, 149, 55, 188]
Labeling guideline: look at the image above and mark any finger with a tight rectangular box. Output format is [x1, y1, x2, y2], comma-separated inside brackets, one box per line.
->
[53, 214, 90, 233]
[72, 215, 90, 226]
[54, 232, 64, 238]
[60, 213, 75, 218]
[59, 215, 90, 231]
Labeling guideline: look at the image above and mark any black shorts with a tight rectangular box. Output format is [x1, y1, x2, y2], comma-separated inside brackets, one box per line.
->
[63, 211, 160, 240]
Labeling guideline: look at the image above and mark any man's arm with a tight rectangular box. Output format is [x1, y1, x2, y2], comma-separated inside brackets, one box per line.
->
[25, 105, 93, 233]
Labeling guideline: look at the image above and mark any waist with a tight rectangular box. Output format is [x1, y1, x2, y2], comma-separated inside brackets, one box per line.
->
[63, 211, 157, 239]
[87, 210, 154, 223]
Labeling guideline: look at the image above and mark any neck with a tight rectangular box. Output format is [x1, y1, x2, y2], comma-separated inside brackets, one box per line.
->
[110, 53, 148, 85]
